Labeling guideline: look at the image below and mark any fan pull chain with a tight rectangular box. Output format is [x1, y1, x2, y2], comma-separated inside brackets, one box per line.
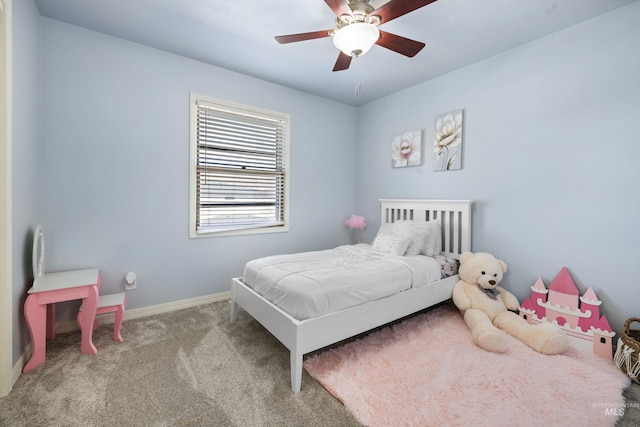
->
[353, 56, 361, 97]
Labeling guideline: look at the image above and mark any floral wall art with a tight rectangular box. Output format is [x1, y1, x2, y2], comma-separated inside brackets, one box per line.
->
[433, 109, 463, 171]
[391, 130, 422, 168]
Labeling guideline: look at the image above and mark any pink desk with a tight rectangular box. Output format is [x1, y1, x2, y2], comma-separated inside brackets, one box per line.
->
[23, 268, 101, 372]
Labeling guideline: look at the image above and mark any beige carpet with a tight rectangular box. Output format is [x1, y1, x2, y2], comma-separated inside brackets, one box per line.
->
[1, 301, 638, 426]
[0, 302, 358, 427]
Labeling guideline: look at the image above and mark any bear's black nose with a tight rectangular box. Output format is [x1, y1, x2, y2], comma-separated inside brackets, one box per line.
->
[489, 280, 496, 286]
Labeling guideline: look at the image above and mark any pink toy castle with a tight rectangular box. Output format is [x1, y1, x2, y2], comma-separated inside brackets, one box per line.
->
[519, 267, 615, 359]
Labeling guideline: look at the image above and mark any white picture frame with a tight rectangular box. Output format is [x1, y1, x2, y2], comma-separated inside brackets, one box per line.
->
[391, 130, 422, 168]
[433, 109, 463, 171]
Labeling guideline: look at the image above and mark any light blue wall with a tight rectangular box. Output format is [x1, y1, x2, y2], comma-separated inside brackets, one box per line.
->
[11, 0, 42, 363]
[356, 3, 640, 335]
[12, 1, 640, 368]
[38, 18, 358, 318]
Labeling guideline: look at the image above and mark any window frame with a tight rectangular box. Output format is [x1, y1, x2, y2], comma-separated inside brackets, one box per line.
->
[189, 93, 290, 238]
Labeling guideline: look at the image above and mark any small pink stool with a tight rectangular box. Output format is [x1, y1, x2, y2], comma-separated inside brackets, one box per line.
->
[81, 292, 126, 343]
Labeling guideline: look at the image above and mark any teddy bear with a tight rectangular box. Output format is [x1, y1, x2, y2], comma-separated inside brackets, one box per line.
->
[452, 252, 568, 355]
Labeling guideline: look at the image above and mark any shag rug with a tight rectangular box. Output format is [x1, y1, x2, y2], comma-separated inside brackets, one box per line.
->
[304, 303, 630, 427]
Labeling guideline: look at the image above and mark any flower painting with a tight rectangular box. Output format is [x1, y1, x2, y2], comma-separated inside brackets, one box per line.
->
[391, 130, 422, 168]
[433, 109, 463, 171]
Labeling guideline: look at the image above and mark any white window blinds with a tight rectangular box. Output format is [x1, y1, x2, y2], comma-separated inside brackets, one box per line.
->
[193, 98, 289, 235]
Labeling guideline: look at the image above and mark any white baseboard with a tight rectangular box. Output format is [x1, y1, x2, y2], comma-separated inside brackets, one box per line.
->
[14, 291, 232, 381]
[54, 291, 232, 334]
[12, 346, 28, 389]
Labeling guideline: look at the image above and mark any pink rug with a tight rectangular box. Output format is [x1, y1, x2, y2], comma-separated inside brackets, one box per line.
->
[304, 303, 630, 427]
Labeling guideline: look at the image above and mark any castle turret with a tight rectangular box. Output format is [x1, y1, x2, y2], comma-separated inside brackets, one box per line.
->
[548, 267, 580, 308]
[519, 297, 536, 324]
[578, 287, 602, 332]
[530, 277, 548, 320]
[591, 315, 615, 360]
[546, 267, 581, 328]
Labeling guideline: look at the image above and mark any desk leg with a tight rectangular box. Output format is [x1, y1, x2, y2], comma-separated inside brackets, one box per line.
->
[77, 284, 98, 355]
[23, 294, 47, 372]
[46, 303, 56, 340]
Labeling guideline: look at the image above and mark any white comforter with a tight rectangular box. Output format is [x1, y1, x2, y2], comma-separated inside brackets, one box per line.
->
[242, 244, 443, 320]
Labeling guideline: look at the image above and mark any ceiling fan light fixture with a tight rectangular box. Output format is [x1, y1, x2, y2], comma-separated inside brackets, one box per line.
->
[332, 23, 380, 57]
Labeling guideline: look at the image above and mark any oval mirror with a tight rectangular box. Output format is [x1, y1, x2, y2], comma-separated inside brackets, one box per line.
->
[32, 224, 45, 284]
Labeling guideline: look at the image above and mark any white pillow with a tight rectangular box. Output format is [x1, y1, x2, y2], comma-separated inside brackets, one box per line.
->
[422, 220, 442, 256]
[391, 219, 442, 256]
[392, 220, 421, 255]
[371, 231, 412, 256]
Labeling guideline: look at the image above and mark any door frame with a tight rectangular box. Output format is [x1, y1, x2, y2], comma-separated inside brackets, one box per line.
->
[0, 0, 14, 398]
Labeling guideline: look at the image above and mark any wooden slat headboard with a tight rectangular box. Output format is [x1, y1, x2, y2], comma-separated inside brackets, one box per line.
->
[379, 199, 473, 259]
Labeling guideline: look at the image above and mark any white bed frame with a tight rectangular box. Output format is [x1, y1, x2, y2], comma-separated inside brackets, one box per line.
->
[230, 199, 472, 393]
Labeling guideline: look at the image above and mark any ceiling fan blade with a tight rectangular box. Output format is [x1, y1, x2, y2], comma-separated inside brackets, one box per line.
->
[324, 0, 353, 18]
[376, 30, 425, 57]
[372, 0, 437, 24]
[333, 51, 353, 72]
[275, 30, 333, 44]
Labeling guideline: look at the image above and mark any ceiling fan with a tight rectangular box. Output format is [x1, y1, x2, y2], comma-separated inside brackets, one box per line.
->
[275, 0, 438, 72]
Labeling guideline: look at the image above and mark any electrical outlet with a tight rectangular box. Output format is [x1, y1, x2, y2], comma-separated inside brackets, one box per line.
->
[125, 272, 137, 290]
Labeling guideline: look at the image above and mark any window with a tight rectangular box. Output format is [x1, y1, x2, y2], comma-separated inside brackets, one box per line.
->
[190, 94, 290, 237]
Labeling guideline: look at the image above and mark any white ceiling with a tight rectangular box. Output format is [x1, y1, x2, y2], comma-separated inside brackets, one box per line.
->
[34, 0, 638, 106]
